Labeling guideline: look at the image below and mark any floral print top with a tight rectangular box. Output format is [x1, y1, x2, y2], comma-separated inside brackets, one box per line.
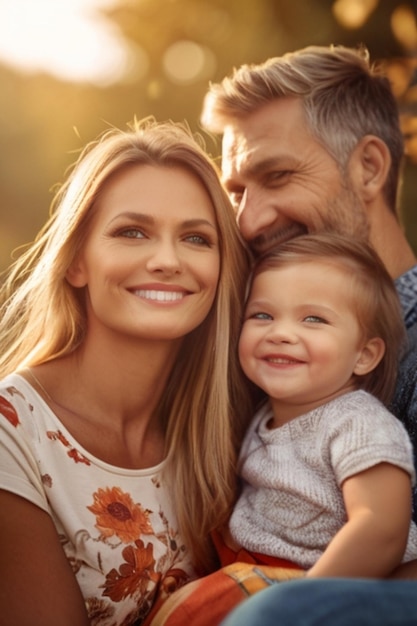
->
[0, 374, 196, 625]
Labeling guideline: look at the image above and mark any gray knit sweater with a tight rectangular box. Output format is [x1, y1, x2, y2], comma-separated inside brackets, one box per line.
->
[230, 390, 417, 568]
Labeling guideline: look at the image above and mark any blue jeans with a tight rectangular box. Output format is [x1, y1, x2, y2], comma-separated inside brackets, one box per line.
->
[220, 578, 417, 626]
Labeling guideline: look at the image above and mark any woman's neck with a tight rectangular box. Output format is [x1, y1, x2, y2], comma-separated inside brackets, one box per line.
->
[25, 334, 181, 468]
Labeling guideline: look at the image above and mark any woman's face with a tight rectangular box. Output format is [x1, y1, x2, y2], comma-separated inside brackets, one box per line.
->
[67, 164, 220, 342]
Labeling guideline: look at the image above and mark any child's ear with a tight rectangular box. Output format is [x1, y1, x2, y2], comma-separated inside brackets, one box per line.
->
[66, 257, 88, 288]
[353, 337, 386, 376]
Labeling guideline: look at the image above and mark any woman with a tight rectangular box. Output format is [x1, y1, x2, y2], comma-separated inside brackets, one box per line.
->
[0, 118, 252, 626]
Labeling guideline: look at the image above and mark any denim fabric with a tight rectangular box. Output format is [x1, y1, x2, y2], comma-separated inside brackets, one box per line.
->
[396, 266, 417, 329]
[220, 578, 417, 626]
[392, 265, 417, 520]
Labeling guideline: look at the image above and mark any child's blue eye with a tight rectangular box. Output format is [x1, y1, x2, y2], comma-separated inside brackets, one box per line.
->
[304, 315, 327, 324]
[251, 312, 273, 320]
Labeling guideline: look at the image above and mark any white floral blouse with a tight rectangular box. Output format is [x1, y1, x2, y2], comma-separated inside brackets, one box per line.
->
[0, 374, 196, 625]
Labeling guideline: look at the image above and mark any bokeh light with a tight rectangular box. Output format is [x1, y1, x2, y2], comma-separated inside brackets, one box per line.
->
[332, 0, 378, 29]
[391, 4, 417, 51]
[162, 40, 217, 85]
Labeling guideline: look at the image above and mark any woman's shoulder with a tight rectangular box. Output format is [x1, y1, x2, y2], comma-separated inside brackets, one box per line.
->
[0, 371, 61, 446]
[0, 373, 40, 421]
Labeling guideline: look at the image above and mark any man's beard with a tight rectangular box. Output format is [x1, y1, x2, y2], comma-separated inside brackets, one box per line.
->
[249, 180, 370, 257]
[323, 181, 370, 242]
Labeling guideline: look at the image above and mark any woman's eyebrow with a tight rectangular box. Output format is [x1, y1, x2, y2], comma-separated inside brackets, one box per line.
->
[108, 211, 154, 225]
[108, 212, 217, 231]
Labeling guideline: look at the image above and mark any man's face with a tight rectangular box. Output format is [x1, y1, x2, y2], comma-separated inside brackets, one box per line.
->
[221, 97, 369, 255]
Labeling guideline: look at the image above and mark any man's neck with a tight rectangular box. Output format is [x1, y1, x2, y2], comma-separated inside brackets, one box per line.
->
[370, 210, 417, 279]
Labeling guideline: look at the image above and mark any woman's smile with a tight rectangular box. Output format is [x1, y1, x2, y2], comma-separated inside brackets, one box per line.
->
[129, 283, 190, 304]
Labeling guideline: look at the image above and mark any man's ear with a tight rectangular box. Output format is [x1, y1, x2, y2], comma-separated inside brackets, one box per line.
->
[66, 257, 88, 287]
[349, 135, 391, 202]
[353, 337, 386, 376]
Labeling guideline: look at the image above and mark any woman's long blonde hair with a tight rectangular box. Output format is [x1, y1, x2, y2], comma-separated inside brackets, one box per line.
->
[0, 118, 252, 572]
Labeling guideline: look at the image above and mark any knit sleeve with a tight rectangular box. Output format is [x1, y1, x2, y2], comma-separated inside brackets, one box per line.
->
[327, 391, 415, 487]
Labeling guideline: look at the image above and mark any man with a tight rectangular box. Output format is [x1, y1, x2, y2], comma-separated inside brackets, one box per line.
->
[201, 43, 417, 507]
[201, 44, 417, 625]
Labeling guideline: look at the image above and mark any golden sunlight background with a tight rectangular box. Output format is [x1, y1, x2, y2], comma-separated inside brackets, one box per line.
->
[0, 0, 416, 273]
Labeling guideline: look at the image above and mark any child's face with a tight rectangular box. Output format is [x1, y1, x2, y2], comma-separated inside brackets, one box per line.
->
[239, 260, 377, 424]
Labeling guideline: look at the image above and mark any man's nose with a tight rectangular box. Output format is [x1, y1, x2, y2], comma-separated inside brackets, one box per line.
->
[236, 188, 278, 242]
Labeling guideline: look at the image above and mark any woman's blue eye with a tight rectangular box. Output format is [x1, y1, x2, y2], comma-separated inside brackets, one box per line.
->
[119, 228, 145, 239]
[185, 234, 210, 246]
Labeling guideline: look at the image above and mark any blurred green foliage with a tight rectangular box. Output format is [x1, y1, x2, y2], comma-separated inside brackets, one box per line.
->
[0, 0, 416, 273]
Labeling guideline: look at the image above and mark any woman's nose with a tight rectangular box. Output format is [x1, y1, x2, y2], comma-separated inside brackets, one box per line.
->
[146, 242, 183, 275]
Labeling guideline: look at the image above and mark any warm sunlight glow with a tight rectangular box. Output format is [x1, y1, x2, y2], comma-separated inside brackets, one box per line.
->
[332, 0, 378, 29]
[0, 0, 149, 86]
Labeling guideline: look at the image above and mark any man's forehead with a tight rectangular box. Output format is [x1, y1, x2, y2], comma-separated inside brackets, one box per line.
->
[222, 125, 290, 186]
[221, 124, 257, 178]
[222, 125, 247, 156]
[221, 97, 307, 160]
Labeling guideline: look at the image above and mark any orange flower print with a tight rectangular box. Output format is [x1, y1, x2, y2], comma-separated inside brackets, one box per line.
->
[88, 487, 154, 543]
[46, 430, 91, 465]
[47, 429, 70, 446]
[85, 596, 116, 625]
[42, 474, 53, 488]
[103, 538, 158, 602]
[0, 395, 19, 427]
[67, 447, 91, 465]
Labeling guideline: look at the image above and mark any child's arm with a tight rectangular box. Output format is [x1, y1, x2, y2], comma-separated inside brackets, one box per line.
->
[307, 462, 412, 578]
